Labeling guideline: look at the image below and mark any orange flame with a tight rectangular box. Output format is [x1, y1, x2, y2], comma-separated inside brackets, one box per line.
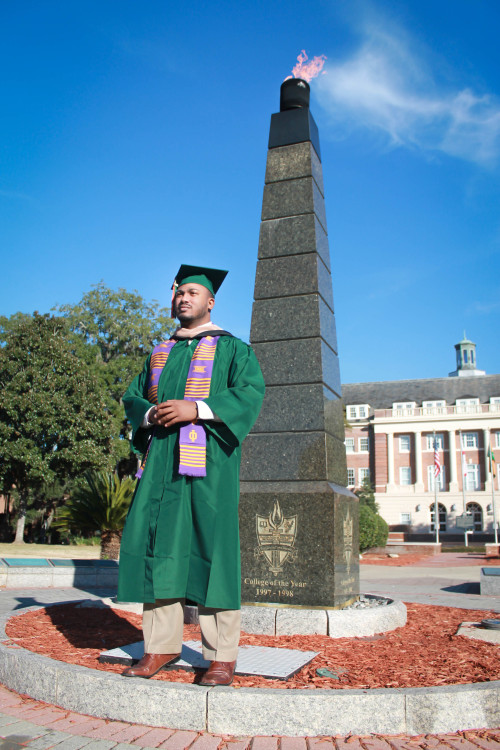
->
[285, 50, 327, 83]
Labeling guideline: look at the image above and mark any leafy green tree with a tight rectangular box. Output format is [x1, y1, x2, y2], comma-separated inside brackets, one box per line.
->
[0, 312, 33, 339]
[55, 471, 136, 559]
[54, 283, 175, 467]
[0, 313, 115, 542]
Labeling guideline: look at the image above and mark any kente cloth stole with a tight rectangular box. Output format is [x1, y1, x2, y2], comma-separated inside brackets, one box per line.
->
[136, 336, 219, 479]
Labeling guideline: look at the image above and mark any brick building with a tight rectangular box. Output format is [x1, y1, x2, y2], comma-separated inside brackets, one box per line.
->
[343, 337, 500, 537]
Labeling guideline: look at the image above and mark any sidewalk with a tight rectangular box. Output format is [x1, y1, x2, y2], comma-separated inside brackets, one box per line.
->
[360, 552, 500, 610]
[2, 554, 500, 744]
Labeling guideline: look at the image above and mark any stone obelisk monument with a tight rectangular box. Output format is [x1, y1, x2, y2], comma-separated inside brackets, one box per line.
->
[239, 78, 359, 609]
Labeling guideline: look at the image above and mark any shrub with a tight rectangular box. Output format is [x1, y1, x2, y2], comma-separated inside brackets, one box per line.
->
[359, 505, 377, 551]
[356, 478, 388, 551]
[359, 505, 389, 551]
[68, 534, 101, 546]
[356, 477, 378, 512]
[374, 512, 389, 548]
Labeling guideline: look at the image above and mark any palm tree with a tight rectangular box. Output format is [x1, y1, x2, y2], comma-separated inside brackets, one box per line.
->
[56, 471, 136, 559]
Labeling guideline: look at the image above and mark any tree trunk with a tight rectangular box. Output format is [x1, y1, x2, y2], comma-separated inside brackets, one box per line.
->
[100, 530, 122, 560]
[13, 490, 28, 544]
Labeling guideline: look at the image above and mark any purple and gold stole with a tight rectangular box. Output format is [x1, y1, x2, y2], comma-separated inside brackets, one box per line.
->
[136, 336, 219, 479]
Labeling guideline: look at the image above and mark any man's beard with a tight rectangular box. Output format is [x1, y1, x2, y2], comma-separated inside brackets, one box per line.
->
[175, 303, 208, 325]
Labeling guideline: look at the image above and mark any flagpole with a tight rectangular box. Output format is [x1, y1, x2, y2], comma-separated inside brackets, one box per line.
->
[434, 430, 439, 544]
[492, 476, 498, 546]
[460, 429, 468, 547]
[490, 441, 498, 545]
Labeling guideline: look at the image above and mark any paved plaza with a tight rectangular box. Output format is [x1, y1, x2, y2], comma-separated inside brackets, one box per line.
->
[361, 554, 500, 610]
[1, 553, 500, 745]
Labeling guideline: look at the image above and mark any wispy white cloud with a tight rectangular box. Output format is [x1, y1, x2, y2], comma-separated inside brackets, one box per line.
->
[316, 22, 500, 166]
[0, 189, 32, 200]
[110, 32, 182, 75]
[354, 264, 421, 301]
[466, 297, 500, 315]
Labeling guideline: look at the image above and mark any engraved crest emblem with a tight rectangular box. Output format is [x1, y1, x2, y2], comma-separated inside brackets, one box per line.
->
[255, 500, 297, 574]
[343, 507, 354, 575]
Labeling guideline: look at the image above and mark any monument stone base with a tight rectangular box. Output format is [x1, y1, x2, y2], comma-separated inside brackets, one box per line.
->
[239, 482, 359, 609]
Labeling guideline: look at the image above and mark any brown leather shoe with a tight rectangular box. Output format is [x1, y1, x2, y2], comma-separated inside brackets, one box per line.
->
[199, 660, 236, 686]
[122, 652, 181, 678]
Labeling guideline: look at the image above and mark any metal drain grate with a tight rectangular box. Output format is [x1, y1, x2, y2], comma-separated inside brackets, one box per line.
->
[100, 640, 318, 680]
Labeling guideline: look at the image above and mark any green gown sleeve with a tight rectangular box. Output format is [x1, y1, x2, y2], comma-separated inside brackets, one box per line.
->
[122, 353, 153, 455]
[204, 340, 265, 448]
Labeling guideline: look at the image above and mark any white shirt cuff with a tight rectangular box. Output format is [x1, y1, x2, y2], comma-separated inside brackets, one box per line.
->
[140, 402, 214, 427]
[196, 400, 214, 420]
[141, 406, 155, 428]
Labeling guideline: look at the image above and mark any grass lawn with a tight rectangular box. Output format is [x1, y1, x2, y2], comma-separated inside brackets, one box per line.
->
[0, 542, 101, 559]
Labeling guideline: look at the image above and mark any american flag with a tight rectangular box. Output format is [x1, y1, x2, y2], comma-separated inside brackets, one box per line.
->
[462, 448, 468, 478]
[434, 438, 441, 478]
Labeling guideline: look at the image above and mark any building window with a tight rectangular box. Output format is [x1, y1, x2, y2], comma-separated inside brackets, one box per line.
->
[426, 434, 444, 451]
[495, 432, 500, 449]
[465, 464, 480, 491]
[422, 400, 446, 415]
[400, 512, 412, 524]
[347, 468, 355, 486]
[427, 465, 445, 491]
[359, 437, 369, 452]
[393, 402, 415, 416]
[466, 502, 483, 531]
[347, 404, 369, 420]
[490, 398, 500, 412]
[359, 468, 370, 485]
[430, 503, 447, 532]
[345, 438, 355, 453]
[399, 435, 411, 452]
[456, 398, 480, 414]
[400, 467, 412, 486]
[461, 432, 478, 449]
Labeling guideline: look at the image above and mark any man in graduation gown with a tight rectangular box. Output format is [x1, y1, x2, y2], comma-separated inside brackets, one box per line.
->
[118, 264, 265, 685]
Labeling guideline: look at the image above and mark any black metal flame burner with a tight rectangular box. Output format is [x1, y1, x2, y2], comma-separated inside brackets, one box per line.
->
[269, 77, 320, 156]
[280, 78, 310, 111]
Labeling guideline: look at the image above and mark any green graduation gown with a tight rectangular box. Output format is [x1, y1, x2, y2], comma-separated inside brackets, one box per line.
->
[117, 331, 265, 609]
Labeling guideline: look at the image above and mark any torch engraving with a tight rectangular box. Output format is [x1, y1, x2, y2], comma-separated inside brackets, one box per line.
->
[255, 500, 298, 575]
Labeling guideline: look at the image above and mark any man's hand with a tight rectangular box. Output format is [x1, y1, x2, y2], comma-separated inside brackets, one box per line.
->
[150, 400, 198, 428]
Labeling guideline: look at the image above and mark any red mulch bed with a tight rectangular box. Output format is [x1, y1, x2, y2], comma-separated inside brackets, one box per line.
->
[360, 553, 500, 566]
[360, 553, 431, 566]
[4, 602, 500, 690]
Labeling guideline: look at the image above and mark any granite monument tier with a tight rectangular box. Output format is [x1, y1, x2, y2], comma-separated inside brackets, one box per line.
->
[240, 79, 359, 609]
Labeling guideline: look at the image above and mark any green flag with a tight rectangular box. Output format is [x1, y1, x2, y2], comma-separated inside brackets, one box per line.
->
[488, 447, 497, 478]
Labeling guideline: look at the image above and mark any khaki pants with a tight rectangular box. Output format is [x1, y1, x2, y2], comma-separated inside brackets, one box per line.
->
[143, 598, 241, 661]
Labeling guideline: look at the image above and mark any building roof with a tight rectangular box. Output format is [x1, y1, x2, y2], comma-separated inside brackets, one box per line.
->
[342, 374, 500, 409]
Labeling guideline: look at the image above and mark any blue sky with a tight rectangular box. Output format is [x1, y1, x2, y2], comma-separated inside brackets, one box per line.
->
[1, 0, 499, 384]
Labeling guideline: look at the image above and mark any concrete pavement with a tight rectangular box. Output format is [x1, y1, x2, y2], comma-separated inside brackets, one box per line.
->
[2, 553, 500, 742]
[360, 553, 500, 610]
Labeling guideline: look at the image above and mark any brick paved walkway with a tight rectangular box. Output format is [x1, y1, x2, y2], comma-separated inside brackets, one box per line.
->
[1, 684, 500, 750]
